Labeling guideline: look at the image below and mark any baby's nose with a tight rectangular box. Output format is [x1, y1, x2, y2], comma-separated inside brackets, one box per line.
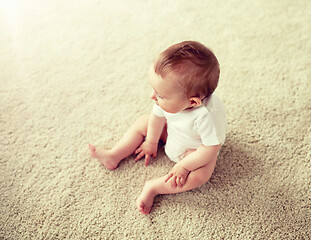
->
[150, 90, 157, 100]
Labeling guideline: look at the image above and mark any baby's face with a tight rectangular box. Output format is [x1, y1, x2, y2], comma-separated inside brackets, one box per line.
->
[149, 66, 191, 113]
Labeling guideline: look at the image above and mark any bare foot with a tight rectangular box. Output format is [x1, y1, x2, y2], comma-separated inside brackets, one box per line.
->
[88, 144, 119, 170]
[136, 181, 157, 215]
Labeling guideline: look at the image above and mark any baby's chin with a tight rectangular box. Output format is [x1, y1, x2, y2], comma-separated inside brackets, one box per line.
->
[161, 106, 180, 114]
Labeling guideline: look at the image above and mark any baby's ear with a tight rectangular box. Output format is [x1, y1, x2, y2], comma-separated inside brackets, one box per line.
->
[189, 97, 202, 107]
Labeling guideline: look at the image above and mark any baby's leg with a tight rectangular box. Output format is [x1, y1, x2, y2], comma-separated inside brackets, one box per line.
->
[89, 115, 150, 169]
[136, 157, 217, 214]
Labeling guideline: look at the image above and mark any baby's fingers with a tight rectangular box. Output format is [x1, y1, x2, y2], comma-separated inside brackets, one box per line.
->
[144, 154, 150, 166]
[135, 148, 142, 155]
[135, 151, 145, 161]
[165, 173, 174, 183]
[177, 177, 184, 188]
[171, 176, 177, 188]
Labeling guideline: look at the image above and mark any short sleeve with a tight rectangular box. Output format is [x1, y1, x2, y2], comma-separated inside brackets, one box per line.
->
[152, 104, 165, 117]
[194, 110, 227, 146]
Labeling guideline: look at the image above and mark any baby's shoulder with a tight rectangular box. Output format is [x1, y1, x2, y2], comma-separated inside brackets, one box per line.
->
[193, 94, 225, 121]
[204, 94, 225, 112]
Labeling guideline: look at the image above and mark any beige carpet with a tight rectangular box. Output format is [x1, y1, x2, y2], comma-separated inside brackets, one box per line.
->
[1, 0, 310, 239]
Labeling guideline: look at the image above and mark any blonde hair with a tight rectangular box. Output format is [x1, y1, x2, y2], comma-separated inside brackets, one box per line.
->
[154, 41, 220, 98]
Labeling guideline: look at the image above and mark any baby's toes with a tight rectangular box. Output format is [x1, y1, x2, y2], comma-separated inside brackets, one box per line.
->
[136, 199, 144, 212]
[142, 206, 151, 215]
[88, 144, 97, 157]
[88, 144, 95, 151]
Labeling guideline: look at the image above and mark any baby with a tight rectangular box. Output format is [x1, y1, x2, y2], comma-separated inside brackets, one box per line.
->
[89, 41, 227, 215]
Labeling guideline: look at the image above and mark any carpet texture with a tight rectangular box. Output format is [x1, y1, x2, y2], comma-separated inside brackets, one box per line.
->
[1, 0, 310, 239]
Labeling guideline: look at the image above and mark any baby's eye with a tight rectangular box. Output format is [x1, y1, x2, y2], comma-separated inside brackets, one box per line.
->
[158, 95, 164, 99]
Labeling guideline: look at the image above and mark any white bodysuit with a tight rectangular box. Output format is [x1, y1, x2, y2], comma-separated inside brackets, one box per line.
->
[153, 93, 227, 162]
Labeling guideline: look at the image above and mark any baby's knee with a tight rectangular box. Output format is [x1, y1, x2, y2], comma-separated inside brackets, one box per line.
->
[136, 114, 149, 123]
[191, 165, 215, 186]
[135, 114, 149, 127]
[191, 172, 208, 186]
[134, 114, 149, 134]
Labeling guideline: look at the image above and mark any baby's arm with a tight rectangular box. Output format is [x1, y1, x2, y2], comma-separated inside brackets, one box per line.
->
[180, 144, 221, 171]
[135, 113, 166, 166]
[165, 144, 221, 187]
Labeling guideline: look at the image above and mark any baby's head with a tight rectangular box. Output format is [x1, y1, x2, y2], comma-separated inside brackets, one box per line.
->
[150, 41, 220, 113]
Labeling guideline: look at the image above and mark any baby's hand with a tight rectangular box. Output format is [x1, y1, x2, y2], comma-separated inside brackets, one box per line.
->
[165, 163, 190, 188]
[134, 141, 158, 166]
